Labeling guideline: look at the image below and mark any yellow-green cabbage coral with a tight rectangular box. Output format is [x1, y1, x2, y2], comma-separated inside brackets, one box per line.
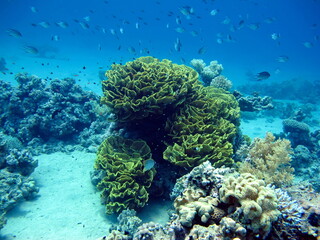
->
[163, 87, 240, 168]
[101, 56, 201, 122]
[95, 136, 156, 214]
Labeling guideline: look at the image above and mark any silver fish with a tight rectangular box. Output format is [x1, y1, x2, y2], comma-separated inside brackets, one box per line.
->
[175, 27, 185, 33]
[55, 21, 69, 28]
[6, 28, 22, 38]
[303, 41, 313, 48]
[23, 46, 39, 54]
[277, 55, 289, 63]
[38, 21, 50, 28]
[30, 6, 38, 13]
[174, 38, 182, 51]
[79, 21, 90, 30]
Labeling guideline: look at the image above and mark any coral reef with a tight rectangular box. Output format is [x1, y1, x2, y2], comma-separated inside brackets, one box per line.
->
[237, 78, 320, 103]
[210, 75, 232, 91]
[95, 136, 156, 214]
[0, 74, 110, 153]
[219, 173, 280, 238]
[190, 59, 224, 86]
[109, 209, 142, 239]
[233, 90, 274, 112]
[171, 161, 234, 200]
[0, 139, 39, 230]
[102, 56, 200, 122]
[238, 132, 294, 187]
[282, 119, 311, 147]
[174, 189, 225, 227]
[163, 87, 240, 168]
[292, 145, 320, 192]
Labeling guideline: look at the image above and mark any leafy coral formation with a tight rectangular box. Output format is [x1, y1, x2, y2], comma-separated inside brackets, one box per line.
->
[101, 56, 200, 122]
[163, 87, 240, 168]
[95, 136, 156, 214]
[239, 132, 294, 187]
[219, 173, 280, 238]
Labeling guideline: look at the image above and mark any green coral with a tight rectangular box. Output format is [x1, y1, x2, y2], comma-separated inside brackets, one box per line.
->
[163, 87, 240, 168]
[101, 56, 201, 122]
[95, 136, 156, 214]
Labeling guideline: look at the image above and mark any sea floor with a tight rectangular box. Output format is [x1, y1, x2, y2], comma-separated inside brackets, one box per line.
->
[0, 150, 171, 240]
[0, 116, 310, 239]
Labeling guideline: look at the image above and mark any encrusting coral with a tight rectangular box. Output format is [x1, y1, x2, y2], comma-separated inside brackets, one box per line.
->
[219, 173, 280, 238]
[94, 136, 156, 214]
[238, 132, 294, 187]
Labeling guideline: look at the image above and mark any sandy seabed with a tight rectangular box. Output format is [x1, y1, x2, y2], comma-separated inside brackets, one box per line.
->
[1, 151, 112, 240]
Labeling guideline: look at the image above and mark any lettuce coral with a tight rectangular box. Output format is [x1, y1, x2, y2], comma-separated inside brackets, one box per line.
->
[238, 132, 294, 187]
[219, 173, 280, 238]
[95, 136, 156, 214]
[101, 56, 200, 122]
[163, 87, 240, 168]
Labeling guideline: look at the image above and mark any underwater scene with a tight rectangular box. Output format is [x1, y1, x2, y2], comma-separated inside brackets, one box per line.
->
[0, 0, 320, 239]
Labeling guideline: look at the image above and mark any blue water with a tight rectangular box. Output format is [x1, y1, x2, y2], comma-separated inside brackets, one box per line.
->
[1, 1, 320, 239]
[1, 0, 319, 91]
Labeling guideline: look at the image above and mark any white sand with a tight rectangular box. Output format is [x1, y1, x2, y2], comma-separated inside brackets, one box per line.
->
[1, 151, 113, 240]
[1, 151, 171, 240]
[240, 117, 283, 139]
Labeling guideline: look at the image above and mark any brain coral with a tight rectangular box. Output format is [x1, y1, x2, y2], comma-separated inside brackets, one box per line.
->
[101, 56, 200, 122]
[95, 136, 156, 214]
[163, 87, 240, 168]
[219, 173, 280, 238]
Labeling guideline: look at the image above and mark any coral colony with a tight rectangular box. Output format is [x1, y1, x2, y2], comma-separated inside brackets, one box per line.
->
[0, 57, 319, 239]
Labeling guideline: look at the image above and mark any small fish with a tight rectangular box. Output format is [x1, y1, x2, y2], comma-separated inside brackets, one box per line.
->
[55, 21, 69, 28]
[30, 6, 38, 13]
[210, 9, 219, 16]
[110, 28, 116, 35]
[180, 6, 194, 19]
[38, 21, 50, 28]
[255, 71, 271, 81]
[303, 41, 313, 48]
[143, 159, 155, 172]
[271, 33, 280, 40]
[216, 38, 223, 44]
[221, 16, 231, 25]
[277, 55, 289, 63]
[79, 21, 90, 30]
[6, 28, 22, 38]
[23, 46, 39, 54]
[264, 17, 276, 24]
[176, 16, 182, 25]
[135, 22, 140, 29]
[119, 28, 124, 34]
[175, 27, 185, 33]
[127, 47, 136, 54]
[51, 35, 60, 41]
[83, 16, 90, 22]
[174, 38, 182, 51]
[190, 30, 198, 37]
[248, 23, 260, 30]
[198, 47, 206, 54]
[238, 20, 245, 29]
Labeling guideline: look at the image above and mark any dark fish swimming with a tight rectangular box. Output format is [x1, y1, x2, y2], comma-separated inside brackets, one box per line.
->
[255, 71, 271, 81]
